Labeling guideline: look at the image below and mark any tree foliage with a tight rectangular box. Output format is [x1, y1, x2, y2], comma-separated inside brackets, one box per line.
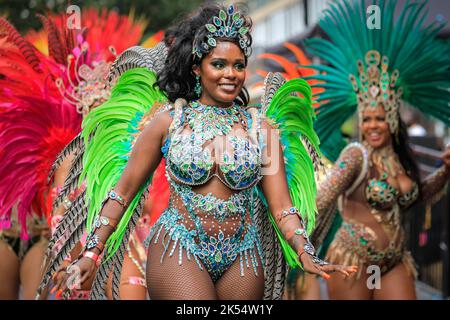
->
[0, 0, 206, 34]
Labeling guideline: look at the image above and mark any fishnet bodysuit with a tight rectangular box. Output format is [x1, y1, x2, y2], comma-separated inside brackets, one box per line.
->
[145, 103, 265, 299]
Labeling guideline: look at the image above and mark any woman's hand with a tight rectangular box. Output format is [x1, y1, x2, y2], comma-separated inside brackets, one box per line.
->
[51, 257, 96, 299]
[299, 252, 358, 280]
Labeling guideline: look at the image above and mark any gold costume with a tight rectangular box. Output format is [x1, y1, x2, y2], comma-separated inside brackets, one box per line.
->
[318, 142, 449, 279]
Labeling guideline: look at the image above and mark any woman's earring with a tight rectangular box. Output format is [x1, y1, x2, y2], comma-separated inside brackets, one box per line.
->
[195, 75, 202, 96]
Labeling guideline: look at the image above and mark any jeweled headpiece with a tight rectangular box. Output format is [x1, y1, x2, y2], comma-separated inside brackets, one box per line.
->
[192, 4, 251, 59]
[56, 39, 115, 116]
[350, 50, 401, 136]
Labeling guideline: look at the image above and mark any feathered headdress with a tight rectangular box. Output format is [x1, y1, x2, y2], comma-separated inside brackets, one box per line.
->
[0, 8, 148, 239]
[304, 0, 450, 161]
[0, 18, 81, 238]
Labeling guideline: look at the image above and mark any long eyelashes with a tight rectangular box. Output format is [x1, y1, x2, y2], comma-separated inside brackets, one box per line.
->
[211, 62, 225, 69]
[210, 61, 245, 71]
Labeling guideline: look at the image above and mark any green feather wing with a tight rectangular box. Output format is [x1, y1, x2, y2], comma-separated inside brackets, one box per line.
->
[80, 67, 167, 259]
[264, 77, 321, 268]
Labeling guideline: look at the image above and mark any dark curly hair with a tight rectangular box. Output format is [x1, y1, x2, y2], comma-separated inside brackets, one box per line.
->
[394, 118, 422, 197]
[156, 3, 252, 105]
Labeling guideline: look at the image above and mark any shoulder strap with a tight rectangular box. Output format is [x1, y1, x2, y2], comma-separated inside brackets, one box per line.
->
[246, 106, 260, 147]
[168, 98, 187, 135]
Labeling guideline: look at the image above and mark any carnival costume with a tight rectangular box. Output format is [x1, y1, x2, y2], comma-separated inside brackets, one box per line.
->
[0, 9, 155, 298]
[38, 4, 323, 300]
[304, 0, 450, 278]
[0, 16, 82, 256]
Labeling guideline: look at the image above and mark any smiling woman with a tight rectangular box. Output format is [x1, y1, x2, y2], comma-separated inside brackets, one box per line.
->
[41, 3, 357, 301]
[193, 41, 246, 107]
[306, 0, 450, 300]
[361, 106, 391, 149]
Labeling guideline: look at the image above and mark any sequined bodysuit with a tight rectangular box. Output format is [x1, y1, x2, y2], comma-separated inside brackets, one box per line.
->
[145, 100, 265, 282]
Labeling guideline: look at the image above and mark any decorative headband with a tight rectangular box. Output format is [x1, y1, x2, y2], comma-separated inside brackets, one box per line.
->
[349, 50, 402, 136]
[192, 4, 251, 59]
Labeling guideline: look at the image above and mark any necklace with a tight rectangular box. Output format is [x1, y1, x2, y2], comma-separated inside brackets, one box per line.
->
[186, 100, 245, 143]
[365, 142, 404, 179]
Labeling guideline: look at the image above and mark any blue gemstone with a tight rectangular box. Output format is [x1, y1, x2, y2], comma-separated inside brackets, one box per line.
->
[213, 16, 221, 27]
[228, 5, 234, 15]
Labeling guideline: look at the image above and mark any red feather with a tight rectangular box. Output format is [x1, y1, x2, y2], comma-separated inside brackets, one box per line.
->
[0, 8, 148, 238]
[0, 17, 42, 73]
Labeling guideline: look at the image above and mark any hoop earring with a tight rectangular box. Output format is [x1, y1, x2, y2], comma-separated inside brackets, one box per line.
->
[195, 75, 202, 97]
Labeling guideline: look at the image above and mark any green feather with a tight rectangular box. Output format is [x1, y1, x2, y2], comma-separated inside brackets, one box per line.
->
[264, 78, 321, 268]
[80, 68, 167, 260]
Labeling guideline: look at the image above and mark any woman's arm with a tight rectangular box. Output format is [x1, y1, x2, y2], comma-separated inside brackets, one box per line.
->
[88, 110, 172, 251]
[259, 121, 357, 279]
[316, 144, 365, 214]
[420, 146, 450, 202]
[55, 111, 172, 293]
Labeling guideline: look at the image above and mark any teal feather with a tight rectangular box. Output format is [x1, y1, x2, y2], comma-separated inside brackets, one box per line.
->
[304, 0, 450, 159]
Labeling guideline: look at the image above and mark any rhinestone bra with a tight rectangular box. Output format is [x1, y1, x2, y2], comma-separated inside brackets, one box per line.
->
[366, 177, 419, 210]
[163, 101, 262, 191]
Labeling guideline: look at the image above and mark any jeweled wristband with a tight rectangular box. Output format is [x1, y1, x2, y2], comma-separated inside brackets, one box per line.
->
[285, 227, 306, 241]
[276, 207, 302, 224]
[85, 233, 105, 253]
[107, 189, 128, 208]
[83, 251, 99, 263]
[93, 215, 118, 231]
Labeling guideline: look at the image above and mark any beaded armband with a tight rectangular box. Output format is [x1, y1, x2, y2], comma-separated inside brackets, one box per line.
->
[276, 207, 302, 224]
[283, 212, 329, 267]
[83, 215, 118, 255]
[106, 189, 128, 208]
